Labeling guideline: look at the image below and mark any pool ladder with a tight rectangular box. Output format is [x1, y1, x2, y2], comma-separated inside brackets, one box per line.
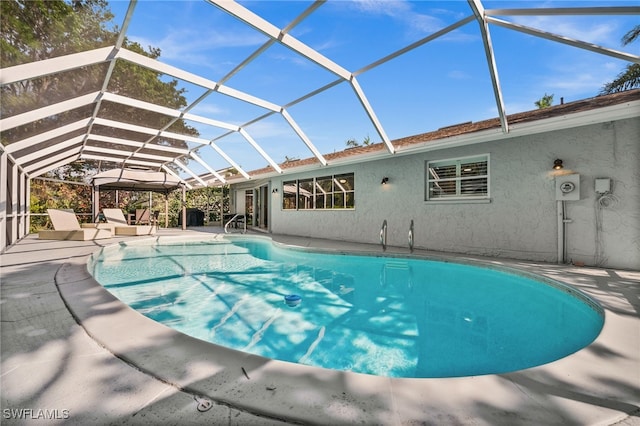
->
[408, 219, 414, 253]
[380, 219, 415, 252]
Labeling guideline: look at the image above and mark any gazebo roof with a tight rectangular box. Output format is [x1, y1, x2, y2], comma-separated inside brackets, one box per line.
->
[91, 169, 183, 193]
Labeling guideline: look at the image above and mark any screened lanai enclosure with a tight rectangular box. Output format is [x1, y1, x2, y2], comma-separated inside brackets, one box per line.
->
[1, 0, 639, 252]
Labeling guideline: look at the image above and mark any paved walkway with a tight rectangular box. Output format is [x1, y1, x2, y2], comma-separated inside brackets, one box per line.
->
[1, 229, 639, 425]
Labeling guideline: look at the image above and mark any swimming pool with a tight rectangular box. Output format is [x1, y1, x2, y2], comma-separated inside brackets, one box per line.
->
[89, 235, 603, 378]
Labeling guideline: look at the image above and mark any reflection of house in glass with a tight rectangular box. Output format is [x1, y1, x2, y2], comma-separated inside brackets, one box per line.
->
[283, 173, 354, 210]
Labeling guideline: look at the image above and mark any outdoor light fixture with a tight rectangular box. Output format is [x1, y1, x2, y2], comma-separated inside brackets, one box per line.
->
[553, 159, 564, 170]
[381, 177, 389, 185]
[272, 188, 278, 194]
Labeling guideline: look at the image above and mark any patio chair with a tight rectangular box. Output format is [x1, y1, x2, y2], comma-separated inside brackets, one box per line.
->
[38, 209, 112, 241]
[102, 208, 156, 236]
[135, 208, 158, 225]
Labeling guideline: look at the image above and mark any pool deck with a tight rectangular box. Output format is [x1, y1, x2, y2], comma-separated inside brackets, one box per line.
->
[1, 227, 639, 425]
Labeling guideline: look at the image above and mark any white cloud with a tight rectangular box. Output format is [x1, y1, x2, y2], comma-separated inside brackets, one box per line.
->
[510, 15, 621, 47]
[190, 102, 229, 118]
[129, 27, 265, 70]
[348, 0, 445, 34]
[448, 70, 471, 80]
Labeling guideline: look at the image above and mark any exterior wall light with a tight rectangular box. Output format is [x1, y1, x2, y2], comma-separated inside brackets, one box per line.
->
[272, 188, 278, 193]
[553, 159, 563, 170]
[381, 177, 389, 185]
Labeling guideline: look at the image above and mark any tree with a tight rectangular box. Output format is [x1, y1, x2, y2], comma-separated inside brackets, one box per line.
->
[0, 0, 198, 181]
[534, 93, 554, 109]
[600, 25, 640, 94]
[345, 138, 360, 148]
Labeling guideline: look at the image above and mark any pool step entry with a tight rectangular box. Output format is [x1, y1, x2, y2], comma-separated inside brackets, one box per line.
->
[380, 260, 413, 289]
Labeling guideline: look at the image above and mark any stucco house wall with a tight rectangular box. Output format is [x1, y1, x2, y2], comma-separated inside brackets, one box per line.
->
[238, 116, 639, 270]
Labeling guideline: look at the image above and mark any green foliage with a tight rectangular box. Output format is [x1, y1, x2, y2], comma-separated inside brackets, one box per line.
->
[600, 25, 640, 95]
[345, 138, 360, 148]
[534, 93, 554, 109]
[600, 63, 640, 95]
[1, 0, 198, 167]
[29, 179, 92, 231]
[345, 134, 373, 148]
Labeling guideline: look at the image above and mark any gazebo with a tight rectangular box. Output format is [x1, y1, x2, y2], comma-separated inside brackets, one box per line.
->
[90, 168, 186, 229]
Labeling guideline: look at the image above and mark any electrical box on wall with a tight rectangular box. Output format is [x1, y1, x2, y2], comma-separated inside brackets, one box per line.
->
[555, 174, 580, 201]
[595, 178, 611, 194]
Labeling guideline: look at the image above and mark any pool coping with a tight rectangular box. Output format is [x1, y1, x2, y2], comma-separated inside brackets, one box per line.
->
[56, 233, 640, 425]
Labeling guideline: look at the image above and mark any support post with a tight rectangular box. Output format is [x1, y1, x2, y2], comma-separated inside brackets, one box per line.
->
[182, 186, 186, 230]
[0, 153, 7, 251]
[93, 185, 100, 222]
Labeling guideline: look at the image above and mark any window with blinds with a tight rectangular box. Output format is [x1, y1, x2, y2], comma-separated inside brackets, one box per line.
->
[426, 155, 489, 200]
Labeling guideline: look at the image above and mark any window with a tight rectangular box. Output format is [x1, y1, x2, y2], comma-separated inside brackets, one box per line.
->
[282, 173, 355, 210]
[426, 155, 489, 200]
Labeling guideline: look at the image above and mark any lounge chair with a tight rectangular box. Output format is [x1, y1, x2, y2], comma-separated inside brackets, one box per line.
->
[38, 209, 112, 241]
[102, 208, 156, 236]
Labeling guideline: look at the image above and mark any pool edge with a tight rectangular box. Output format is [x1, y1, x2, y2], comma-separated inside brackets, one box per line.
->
[55, 234, 639, 425]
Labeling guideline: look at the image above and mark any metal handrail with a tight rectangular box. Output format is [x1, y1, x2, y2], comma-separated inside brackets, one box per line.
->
[408, 219, 414, 252]
[380, 219, 387, 251]
[224, 213, 246, 234]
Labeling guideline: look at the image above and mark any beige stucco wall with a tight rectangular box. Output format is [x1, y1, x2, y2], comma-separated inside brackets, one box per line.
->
[245, 117, 639, 270]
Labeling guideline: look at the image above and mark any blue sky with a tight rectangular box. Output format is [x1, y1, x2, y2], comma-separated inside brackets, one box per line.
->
[107, 0, 639, 175]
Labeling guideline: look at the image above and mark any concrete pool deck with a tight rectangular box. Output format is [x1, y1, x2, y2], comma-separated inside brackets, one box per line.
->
[1, 228, 638, 425]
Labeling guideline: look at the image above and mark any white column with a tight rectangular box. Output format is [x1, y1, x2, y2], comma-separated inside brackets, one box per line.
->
[9, 162, 19, 244]
[0, 153, 7, 251]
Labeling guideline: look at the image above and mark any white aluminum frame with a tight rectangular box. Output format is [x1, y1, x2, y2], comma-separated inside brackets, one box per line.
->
[0, 1, 638, 252]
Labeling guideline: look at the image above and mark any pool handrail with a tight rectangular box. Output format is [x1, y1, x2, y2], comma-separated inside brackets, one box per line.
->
[380, 219, 387, 251]
[409, 219, 414, 252]
[224, 213, 246, 234]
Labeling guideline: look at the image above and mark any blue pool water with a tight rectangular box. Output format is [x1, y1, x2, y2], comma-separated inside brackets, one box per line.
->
[89, 236, 603, 378]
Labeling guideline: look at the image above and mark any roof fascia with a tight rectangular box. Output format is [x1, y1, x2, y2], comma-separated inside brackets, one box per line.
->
[396, 100, 640, 155]
[242, 100, 639, 181]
